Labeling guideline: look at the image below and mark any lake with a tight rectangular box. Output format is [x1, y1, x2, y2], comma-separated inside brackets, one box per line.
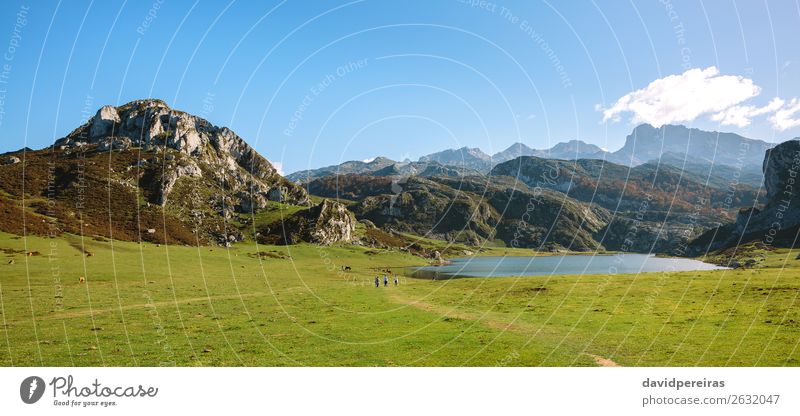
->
[411, 254, 726, 279]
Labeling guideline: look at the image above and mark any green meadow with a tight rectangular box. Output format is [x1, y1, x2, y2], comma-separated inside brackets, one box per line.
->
[1, 231, 799, 366]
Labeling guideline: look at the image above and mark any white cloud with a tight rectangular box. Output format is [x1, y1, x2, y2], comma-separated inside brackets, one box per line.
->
[711, 97, 785, 127]
[601, 66, 760, 127]
[272, 161, 284, 175]
[769, 98, 800, 131]
[362, 157, 376, 163]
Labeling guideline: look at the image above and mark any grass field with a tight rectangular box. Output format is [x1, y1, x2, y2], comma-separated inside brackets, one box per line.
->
[1, 231, 799, 366]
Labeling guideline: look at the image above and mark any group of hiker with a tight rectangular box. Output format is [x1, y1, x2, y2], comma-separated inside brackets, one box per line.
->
[341, 265, 401, 287]
[375, 273, 399, 287]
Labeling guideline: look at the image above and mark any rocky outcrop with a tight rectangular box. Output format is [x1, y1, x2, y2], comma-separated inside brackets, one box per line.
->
[730, 139, 800, 237]
[157, 160, 202, 205]
[257, 199, 356, 245]
[307, 199, 357, 244]
[55, 99, 307, 209]
[762, 140, 800, 203]
[689, 139, 800, 253]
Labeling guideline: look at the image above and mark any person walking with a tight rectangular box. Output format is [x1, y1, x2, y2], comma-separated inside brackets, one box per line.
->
[394, 275, 398, 286]
[374, 276, 379, 288]
[383, 275, 388, 287]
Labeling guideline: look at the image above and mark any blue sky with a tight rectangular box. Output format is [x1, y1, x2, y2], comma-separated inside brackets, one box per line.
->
[0, 0, 798, 174]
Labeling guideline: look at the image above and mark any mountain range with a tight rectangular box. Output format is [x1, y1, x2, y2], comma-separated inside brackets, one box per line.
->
[0, 99, 795, 260]
[288, 123, 770, 187]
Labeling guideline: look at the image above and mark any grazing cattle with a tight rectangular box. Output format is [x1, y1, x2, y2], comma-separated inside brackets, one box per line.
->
[343, 266, 352, 271]
[79, 276, 85, 284]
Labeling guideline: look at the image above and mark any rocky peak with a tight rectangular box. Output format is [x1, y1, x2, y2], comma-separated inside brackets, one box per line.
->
[59, 99, 271, 171]
[614, 123, 772, 167]
[492, 142, 537, 163]
[418, 146, 493, 172]
[56, 99, 308, 208]
[548, 139, 601, 153]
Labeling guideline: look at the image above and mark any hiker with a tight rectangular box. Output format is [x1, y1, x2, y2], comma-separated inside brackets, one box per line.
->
[383, 275, 388, 287]
[374, 276, 380, 287]
[394, 275, 398, 286]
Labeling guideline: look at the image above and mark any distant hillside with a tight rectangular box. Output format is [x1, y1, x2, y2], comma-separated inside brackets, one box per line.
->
[491, 156, 759, 214]
[303, 171, 719, 253]
[651, 151, 764, 188]
[350, 175, 609, 250]
[286, 156, 396, 184]
[289, 158, 482, 185]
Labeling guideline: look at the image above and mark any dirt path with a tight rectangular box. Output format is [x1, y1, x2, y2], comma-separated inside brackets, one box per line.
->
[587, 353, 620, 367]
[389, 292, 622, 367]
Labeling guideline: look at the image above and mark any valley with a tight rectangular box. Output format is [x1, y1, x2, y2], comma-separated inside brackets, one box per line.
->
[1, 99, 799, 366]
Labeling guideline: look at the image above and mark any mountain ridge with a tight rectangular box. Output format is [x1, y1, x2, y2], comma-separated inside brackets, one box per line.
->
[287, 123, 777, 183]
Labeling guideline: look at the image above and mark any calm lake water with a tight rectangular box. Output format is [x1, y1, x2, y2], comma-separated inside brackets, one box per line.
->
[411, 254, 726, 279]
